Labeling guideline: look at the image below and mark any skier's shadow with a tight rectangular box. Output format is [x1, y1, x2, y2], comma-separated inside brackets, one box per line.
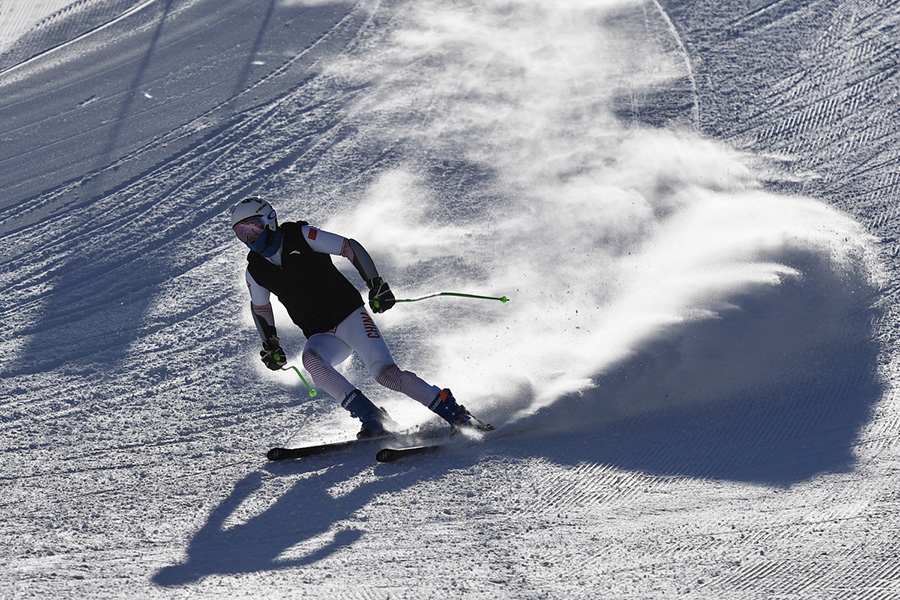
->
[152, 454, 455, 586]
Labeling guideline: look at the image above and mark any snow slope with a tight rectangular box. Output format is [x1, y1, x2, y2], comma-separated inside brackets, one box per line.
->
[1, 0, 898, 598]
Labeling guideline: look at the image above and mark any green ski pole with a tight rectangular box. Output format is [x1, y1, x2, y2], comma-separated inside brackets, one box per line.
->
[280, 364, 318, 397]
[394, 291, 510, 304]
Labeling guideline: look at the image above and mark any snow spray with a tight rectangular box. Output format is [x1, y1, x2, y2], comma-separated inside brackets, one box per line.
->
[320, 0, 881, 427]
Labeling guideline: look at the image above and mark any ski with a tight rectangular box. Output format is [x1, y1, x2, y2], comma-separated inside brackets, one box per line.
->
[375, 444, 444, 463]
[266, 425, 447, 462]
[267, 437, 381, 461]
[375, 423, 496, 463]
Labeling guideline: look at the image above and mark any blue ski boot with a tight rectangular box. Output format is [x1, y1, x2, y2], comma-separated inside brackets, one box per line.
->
[428, 389, 494, 434]
[342, 389, 397, 439]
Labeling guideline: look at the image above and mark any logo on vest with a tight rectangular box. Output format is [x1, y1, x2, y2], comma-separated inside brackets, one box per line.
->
[360, 311, 381, 339]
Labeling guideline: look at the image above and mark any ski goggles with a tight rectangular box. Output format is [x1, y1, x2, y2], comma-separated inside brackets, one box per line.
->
[233, 217, 266, 244]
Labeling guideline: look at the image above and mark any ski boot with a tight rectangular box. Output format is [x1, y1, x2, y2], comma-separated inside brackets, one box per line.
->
[342, 389, 397, 439]
[428, 388, 494, 435]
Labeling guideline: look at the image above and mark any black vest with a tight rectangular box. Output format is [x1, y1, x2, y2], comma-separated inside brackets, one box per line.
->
[247, 221, 364, 337]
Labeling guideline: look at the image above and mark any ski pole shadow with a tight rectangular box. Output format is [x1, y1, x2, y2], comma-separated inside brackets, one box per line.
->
[152, 450, 466, 587]
[84, 0, 174, 201]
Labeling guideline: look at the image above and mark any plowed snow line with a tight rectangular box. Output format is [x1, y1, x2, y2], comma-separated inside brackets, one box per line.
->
[0, 0, 78, 53]
[728, 0, 799, 30]
[757, 71, 893, 143]
[865, 172, 900, 208]
[744, 70, 894, 143]
[722, 559, 834, 594]
[0, 0, 159, 78]
[529, 462, 669, 513]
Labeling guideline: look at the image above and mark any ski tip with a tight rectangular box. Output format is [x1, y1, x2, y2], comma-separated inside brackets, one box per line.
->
[266, 447, 286, 461]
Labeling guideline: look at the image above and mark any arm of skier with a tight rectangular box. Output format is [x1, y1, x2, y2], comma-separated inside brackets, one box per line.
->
[301, 225, 396, 312]
[246, 270, 286, 369]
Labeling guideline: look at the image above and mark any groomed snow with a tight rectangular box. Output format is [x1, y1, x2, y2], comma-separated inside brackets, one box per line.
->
[1, 0, 899, 598]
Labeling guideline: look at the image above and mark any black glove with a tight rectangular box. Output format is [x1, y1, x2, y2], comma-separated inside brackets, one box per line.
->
[367, 277, 396, 313]
[260, 337, 287, 370]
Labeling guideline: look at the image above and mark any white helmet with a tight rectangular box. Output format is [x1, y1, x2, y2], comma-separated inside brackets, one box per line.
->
[230, 197, 277, 231]
[230, 197, 282, 257]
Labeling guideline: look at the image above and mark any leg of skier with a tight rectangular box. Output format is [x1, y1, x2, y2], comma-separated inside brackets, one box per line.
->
[302, 331, 395, 439]
[337, 309, 493, 432]
[301, 333, 354, 400]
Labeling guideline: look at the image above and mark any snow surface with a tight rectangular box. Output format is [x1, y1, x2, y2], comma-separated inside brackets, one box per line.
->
[1, 0, 899, 598]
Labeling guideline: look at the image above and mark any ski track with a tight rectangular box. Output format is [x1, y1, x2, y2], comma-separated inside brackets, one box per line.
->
[1, 0, 900, 598]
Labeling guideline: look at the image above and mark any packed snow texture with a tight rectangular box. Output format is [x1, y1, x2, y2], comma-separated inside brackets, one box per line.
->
[1, 0, 898, 598]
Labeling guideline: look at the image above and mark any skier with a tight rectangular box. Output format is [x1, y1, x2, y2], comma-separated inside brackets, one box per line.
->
[230, 197, 492, 439]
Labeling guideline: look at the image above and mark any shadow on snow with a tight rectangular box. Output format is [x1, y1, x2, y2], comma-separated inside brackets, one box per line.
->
[151, 452, 473, 587]
[152, 255, 884, 586]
